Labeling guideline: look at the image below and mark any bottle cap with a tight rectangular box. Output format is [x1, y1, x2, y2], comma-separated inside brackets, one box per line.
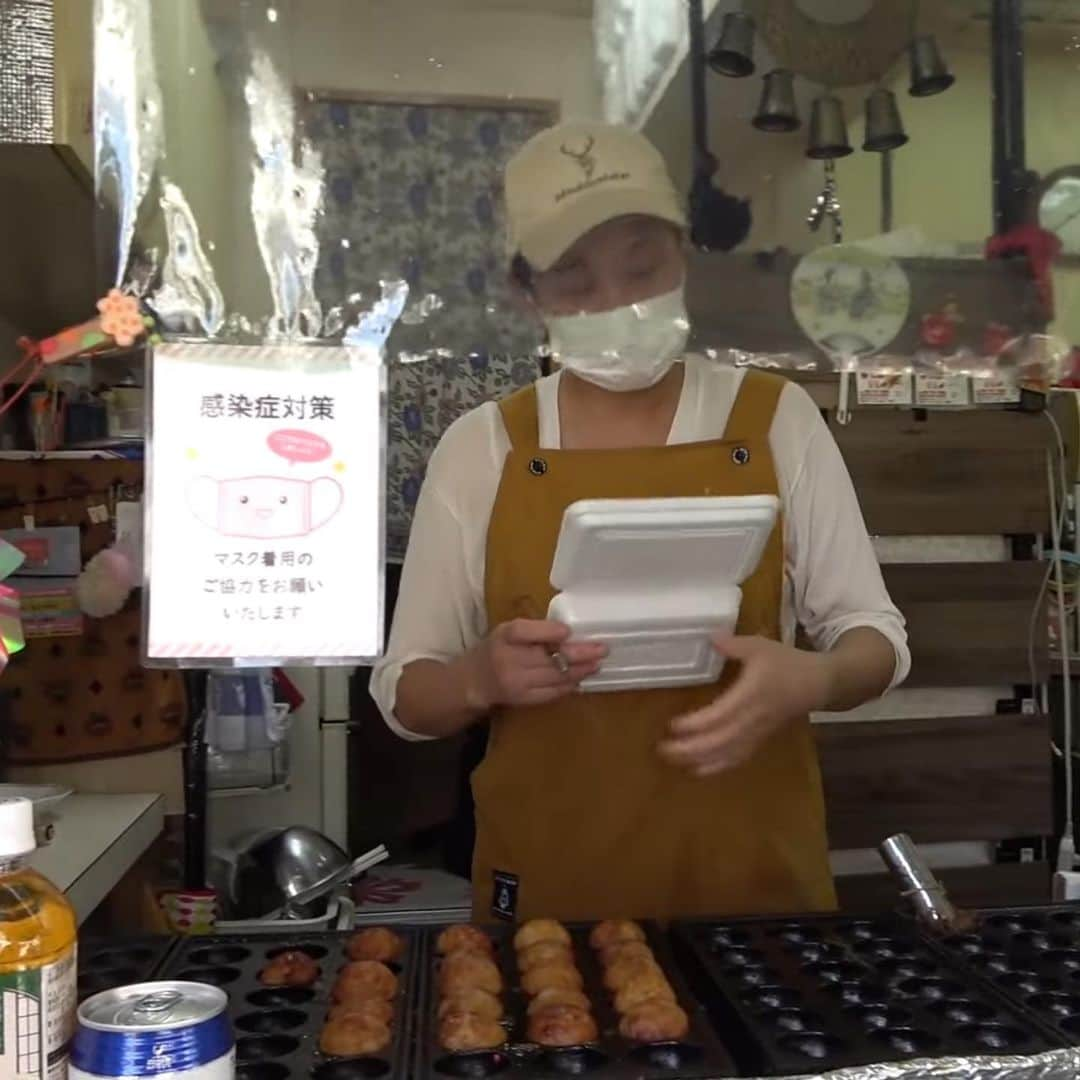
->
[0, 797, 36, 857]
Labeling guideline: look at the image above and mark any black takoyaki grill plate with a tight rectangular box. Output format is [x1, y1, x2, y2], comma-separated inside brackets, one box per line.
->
[670, 915, 1060, 1076]
[413, 921, 739, 1079]
[78, 935, 177, 1002]
[157, 930, 419, 1080]
[928, 905, 1080, 1048]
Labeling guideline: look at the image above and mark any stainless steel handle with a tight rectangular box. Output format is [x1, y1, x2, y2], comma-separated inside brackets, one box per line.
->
[335, 895, 356, 930]
[879, 833, 962, 931]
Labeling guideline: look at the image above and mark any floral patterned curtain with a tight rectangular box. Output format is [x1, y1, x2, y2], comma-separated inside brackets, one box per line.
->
[305, 98, 551, 559]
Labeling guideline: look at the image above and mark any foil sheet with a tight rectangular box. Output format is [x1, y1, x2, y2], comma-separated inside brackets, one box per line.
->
[0, 0, 54, 142]
[750, 1047, 1080, 1080]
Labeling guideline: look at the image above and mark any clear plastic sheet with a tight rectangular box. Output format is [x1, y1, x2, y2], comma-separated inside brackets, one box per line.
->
[749, 1048, 1080, 1080]
[84, 2, 1078, 378]
[91, 0, 546, 361]
[83, 1, 1080, 649]
[706, 333, 1072, 390]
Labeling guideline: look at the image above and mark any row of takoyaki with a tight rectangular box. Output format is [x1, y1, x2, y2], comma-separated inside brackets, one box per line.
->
[319, 927, 406, 1056]
[590, 919, 690, 1042]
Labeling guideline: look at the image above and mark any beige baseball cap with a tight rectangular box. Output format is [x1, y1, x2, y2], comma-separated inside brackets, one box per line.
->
[504, 121, 687, 271]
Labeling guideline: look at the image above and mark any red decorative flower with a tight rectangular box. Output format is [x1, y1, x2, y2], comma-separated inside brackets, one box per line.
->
[352, 875, 423, 906]
[920, 311, 957, 350]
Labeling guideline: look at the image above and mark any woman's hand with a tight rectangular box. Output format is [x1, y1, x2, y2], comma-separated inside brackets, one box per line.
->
[659, 635, 833, 777]
[461, 618, 608, 712]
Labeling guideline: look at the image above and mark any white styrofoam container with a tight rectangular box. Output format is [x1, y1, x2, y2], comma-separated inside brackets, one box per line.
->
[549, 585, 742, 692]
[547, 496, 779, 693]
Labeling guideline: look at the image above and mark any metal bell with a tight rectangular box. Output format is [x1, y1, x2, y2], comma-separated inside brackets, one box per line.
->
[807, 94, 852, 159]
[863, 88, 908, 152]
[908, 35, 955, 97]
[752, 69, 799, 133]
[708, 11, 756, 78]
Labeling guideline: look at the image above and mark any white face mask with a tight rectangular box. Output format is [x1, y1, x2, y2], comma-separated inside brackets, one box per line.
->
[543, 285, 690, 393]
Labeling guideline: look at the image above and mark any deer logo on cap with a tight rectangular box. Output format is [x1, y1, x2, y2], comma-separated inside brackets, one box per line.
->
[560, 134, 596, 181]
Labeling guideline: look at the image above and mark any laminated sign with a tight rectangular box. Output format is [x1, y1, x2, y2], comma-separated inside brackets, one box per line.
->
[145, 343, 385, 665]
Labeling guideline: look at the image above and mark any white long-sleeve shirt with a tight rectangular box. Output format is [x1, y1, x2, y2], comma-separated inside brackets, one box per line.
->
[371, 356, 910, 738]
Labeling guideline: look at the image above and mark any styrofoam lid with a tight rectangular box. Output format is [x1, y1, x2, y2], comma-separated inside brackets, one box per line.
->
[0, 797, 35, 857]
[550, 495, 779, 593]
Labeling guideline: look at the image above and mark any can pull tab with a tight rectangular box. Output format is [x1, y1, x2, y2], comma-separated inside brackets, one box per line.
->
[131, 990, 184, 1020]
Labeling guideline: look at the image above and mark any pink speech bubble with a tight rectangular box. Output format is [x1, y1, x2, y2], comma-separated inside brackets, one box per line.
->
[268, 429, 332, 465]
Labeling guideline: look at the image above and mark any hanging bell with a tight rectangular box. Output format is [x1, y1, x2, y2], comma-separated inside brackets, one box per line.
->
[752, 69, 799, 133]
[708, 11, 756, 78]
[863, 88, 908, 152]
[908, 35, 955, 97]
[807, 94, 852, 159]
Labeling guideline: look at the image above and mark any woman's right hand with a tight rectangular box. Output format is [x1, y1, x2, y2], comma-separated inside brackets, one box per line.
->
[461, 619, 608, 711]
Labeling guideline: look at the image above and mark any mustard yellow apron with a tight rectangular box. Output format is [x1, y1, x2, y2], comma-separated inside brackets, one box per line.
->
[471, 370, 836, 922]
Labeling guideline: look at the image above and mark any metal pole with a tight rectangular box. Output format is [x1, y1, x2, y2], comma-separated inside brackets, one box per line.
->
[688, 0, 709, 171]
[182, 670, 209, 889]
[990, 0, 1026, 233]
[881, 151, 894, 234]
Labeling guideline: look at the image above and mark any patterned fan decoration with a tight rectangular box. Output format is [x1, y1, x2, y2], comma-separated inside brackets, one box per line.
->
[747, 0, 917, 88]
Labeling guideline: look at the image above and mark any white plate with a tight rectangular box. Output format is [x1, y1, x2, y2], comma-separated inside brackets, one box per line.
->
[0, 784, 73, 810]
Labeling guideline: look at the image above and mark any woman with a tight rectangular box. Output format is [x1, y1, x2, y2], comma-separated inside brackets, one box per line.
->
[371, 121, 909, 922]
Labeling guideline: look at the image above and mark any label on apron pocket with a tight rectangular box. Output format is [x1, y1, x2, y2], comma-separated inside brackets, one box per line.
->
[492, 871, 519, 921]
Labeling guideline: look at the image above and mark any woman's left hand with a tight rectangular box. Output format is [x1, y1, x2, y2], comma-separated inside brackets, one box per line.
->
[658, 635, 833, 777]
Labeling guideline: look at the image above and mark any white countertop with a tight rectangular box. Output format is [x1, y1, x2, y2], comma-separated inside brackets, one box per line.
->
[29, 793, 165, 924]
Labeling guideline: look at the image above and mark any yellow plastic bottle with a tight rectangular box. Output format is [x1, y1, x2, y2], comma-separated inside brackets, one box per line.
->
[0, 796, 77, 1080]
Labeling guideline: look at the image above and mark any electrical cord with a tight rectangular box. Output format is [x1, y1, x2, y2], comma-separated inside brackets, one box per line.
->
[1027, 414, 1066, 701]
[1041, 408, 1076, 871]
[1048, 455, 1074, 870]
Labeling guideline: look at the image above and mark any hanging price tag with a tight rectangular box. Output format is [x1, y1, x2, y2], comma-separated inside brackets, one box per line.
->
[856, 372, 913, 406]
[87, 504, 109, 525]
[914, 374, 970, 407]
[971, 373, 1020, 405]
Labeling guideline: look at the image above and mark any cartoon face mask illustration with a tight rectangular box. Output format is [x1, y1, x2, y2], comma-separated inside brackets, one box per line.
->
[188, 475, 343, 539]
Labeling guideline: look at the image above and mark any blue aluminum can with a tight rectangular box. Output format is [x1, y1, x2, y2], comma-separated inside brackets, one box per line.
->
[69, 982, 234, 1080]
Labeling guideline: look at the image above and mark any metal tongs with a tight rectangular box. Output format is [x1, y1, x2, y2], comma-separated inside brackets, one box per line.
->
[278, 843, 389, 920]
[879, 832, 978, 935]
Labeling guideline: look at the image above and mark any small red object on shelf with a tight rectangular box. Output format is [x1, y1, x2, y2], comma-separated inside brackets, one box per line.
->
[273, 668, 306, 712]
[985, 223, 1062, 320]
[920, 311, 957, 350]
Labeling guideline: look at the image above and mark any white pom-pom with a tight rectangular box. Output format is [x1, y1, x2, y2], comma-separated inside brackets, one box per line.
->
[75, 547, 136, 618]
